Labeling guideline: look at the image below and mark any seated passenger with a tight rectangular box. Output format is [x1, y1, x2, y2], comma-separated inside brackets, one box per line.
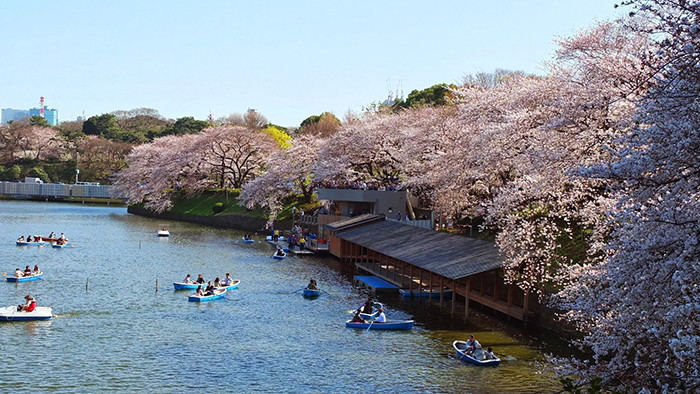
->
[24, 266, 31, 276]
[222, 273, 233, 286]
[18, 295, 36, 312]
[306, 279, 318, 290]
[32, 265, 40, 275]
[214, 277, 221, 288]
[48, 232, 56, 239]
[183, 274, 193, 284]
[195, 274, 206, 284]
[14, 268, 23, 278]
[196, 285, 204, 296]
[17, 236, 25, 242]
[484, 347, 496, 360]
[205, 281, 215, 295]
[27, 235, 34, 242]
[351, 309, 365, 323]
[374, 308, 387, 323]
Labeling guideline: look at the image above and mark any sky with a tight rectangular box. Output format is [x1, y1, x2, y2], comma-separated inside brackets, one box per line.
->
[0, 1, 625, 128]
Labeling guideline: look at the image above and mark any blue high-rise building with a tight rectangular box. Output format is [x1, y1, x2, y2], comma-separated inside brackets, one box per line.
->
[29, 106, 59, 126]
[1, 108, 30, 124]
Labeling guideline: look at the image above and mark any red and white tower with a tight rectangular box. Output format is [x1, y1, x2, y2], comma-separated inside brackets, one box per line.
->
[39, 96, 45, 117]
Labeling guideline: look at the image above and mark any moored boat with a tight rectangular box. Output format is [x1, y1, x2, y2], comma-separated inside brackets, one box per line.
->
[0, 306, 53, 321]
[302, 288, 320, 298]
[345, 320, 414, 330]
[6, 273, 42, 282]
[453, 340, 501, 366]
[188, 288, 226, 302]
[399, 288, 453, 299]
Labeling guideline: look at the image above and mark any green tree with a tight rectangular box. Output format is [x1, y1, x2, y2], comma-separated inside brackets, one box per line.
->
[299, 112, 341, 137]
[395, 83, 454, 109]
[28, 166, 50, 183]
[3, 164, 21, 181]
[83, 114, 118, 138]
[162, 116, 210, 136]
[29, 116, 49, 127]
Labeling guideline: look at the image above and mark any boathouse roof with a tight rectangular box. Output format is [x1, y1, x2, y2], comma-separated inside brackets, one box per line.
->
[332, 220, 503, 280]
[324, 213, 384, 231]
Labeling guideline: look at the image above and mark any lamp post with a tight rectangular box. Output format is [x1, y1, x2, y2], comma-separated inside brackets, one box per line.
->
[75, 169, 79, 184]
[292, 206, 297, 232]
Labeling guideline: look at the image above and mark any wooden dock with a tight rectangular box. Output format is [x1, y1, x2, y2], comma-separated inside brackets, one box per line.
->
[353, 275, 399, 293]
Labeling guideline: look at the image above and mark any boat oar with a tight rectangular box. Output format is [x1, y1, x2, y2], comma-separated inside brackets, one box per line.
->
[291, 287, 306, 294]
[494, 352, 517, 361]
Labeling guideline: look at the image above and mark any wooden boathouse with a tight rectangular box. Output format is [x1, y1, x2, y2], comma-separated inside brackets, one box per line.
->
[325, 214, 534, 321]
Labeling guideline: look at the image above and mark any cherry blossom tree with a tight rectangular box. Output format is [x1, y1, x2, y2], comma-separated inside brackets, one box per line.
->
[551, 2, 700, 391]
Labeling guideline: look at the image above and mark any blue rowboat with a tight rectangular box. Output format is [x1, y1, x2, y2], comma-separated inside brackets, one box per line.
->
[188, 288, 226, 302]
[302, 288, 320, 298]
[453, 341, 501, 366]
[6, 273, 42, 282]
[173, 281, 207, 290]
[272, 252, 286, 260]
[242, 238, 254, 244]
[0, 306, 53, 321]
[345, 320, 414, 330]
[216, 279, 240, 291]
[52, 242, 68, 248]
[16, 241, 45, 246]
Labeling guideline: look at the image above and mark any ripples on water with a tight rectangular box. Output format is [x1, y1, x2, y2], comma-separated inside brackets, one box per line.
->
[0, 201, 560, 393]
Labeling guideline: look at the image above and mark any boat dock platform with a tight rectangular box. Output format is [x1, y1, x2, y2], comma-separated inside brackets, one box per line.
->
[353, 275, 399, 293]
[289, 248, 315, 255]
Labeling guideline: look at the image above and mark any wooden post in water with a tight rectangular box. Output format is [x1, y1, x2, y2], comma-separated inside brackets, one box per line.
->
[155, 279, 158, 292]
[86, 277, 90, 292]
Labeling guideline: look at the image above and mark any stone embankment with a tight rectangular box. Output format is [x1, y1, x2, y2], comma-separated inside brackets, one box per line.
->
[127, 206, 270, 232]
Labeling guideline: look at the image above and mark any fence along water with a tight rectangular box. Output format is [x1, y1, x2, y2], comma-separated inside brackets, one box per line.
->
[0, 181, 120, 199]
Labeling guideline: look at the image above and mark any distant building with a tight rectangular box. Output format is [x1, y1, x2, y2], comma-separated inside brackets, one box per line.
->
[29, 106, 59, 126]
[1, 108, 30, 124]
[2, 106, 59, 126]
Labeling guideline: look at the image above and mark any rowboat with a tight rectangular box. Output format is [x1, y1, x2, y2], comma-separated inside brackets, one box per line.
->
[272, 251, 286, 260]
[453, 341, 501, 366]
[16, 241, 45, 246]
[188, 288, 226, 302]
[0, 306, 53, 321]
[242, 238, 255, 244]
[40, 237, 60, 243]
[158, 229, 170, 237]
[266, 235, 286, 242]
[302, 288, 320, 298]
[216, 279, 240, 291]
[6, 273, 42, 282]
[52, 242, 69, 248]
[173, 281, 207, 290]
[345, 320, 414, 330]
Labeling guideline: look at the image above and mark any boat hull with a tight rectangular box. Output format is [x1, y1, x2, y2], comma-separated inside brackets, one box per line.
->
[302, 289, 320, 298]
[157, 231, 170, 237]
[453, 341, 501, 366]
[242, 238, 254, 244]
[173, 282, 207, 290]
[399, 289, 453, 299]
[345, 320, 414, 330]
[272, 254, 286, 260]
[16, 241, 45, 246]
[216, 280, 240, 291]
[0, 306, 53, 321]
[52, 243, 68, 248]
[188, 289, 226, 302]
[6, 273, 42, 282]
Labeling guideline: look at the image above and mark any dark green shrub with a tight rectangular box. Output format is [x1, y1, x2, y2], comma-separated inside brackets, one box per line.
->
[212, 202, 227, 214]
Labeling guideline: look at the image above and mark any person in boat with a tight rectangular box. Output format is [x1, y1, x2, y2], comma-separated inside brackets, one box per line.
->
[183, 274, 193, 284]
[306, 279, 318, 290]
[48, 232, 56, 239]
[27, 235, 34, 242]
[351, 308, 365, 323]
[32, 265, 40, 275]
[195, 274, 206, 284]
[195, 285, 204, 296]
[24, 266, 31, 276]
[275, 246, 285, 256]
[204, 281, 215, 296]
[213, 277, 221, 288]
[222, 273, 233, 286]
[484, 347, 496, 360]
[14, 268, 23, 278]
[374, 308, 387, 323]
[18, 295, 36, 312]
[17, 235, 25, 242]
[465, 335, 481, 355]
[362, 297, 374, 315]
[59, 233, 66, 241]
[244, 233, 251, 241]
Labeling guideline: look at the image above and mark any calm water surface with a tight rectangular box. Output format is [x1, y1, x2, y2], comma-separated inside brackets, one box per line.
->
[0, 200, 560, 393]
